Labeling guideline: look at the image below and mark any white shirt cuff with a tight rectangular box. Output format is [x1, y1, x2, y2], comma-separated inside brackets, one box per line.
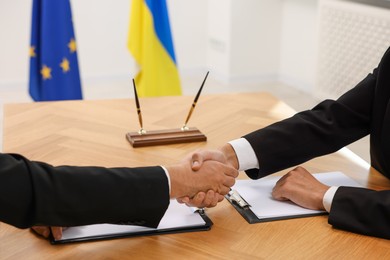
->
[160, 166, 171, 195]
[228, 138, 259, 171]
[322, 186, 338, 212]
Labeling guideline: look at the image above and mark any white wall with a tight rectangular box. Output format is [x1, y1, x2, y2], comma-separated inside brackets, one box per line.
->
[0, 0, 31, 90]
[72, 0, 134, 80]
[0, 0, 322, 99]
[230, 0, 282, 82]
[170, 0, 208, 72]
[207, 0, 282, 83]
[206, 0, 317, 90]
[279, 0, 319, 92]
[207, 0, 232, 80]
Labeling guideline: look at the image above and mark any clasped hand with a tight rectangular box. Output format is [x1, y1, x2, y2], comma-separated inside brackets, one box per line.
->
[178, 151, 331, 212]
[32, 149, 331, 240]
[32, 148, 239, 240]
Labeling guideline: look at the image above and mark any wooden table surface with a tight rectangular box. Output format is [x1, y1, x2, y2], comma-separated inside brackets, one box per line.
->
[1, 92, 390, 259]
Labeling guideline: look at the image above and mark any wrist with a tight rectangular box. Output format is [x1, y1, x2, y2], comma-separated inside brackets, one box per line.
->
[219, 143, 239, 170]
[166, 164, 186, 199]
[316, 185, 330, 210]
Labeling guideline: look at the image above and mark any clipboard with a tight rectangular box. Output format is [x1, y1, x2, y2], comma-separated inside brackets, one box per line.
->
[50, 200, 212, 244]
[225, 172, 363, 224]
[225, 190, 325, 224]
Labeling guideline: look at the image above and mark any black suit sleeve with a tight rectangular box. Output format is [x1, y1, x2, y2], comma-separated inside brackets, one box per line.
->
[0, 153, 170, 229]
[241, 47, 390, 239]
[329, 187, 390, 239]
[243, 69, 375, 179]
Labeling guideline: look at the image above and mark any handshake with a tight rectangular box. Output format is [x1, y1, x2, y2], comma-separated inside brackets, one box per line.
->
[168, 144, 240, 208]
[32, 144, 240, 240]
[31, 143, 330, 240]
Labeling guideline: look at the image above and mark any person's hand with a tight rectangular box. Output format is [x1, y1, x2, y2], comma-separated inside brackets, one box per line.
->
[218, 143, 239, 170]
[31, 226, 64, 240]
[272, 166, 330, 210]
[177, 147, 239, 207]
[177, 190, 224, 208]
[167, 151, 238, 199]
[191, 145, 239, 171]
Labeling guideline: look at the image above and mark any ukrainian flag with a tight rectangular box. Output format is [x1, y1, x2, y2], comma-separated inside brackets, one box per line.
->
[29, 0, 83, 101]
[128, 0, 182, 97]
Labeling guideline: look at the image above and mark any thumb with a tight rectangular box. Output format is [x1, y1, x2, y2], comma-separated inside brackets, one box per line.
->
[191, 152, 203, 171]
[191, 150, 226, 171]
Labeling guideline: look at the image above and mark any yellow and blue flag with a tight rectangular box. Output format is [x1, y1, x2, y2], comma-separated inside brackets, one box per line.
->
[128, 0, 182, 97]
[29, 0, 83, 101]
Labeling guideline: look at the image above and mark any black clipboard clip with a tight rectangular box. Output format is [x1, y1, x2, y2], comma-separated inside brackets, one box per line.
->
[194, 207, 205, 214]
[226, 190, 251, 209]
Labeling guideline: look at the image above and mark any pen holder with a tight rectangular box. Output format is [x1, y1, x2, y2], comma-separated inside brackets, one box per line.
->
[126, 127, 207, 148]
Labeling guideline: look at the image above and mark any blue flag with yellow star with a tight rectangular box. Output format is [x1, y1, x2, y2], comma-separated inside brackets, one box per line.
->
[29, 0, 83, 101]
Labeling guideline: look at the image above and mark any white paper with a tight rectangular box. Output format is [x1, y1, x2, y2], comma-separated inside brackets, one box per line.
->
[233, 172, 363, 219]
[58, 200, 206, 241]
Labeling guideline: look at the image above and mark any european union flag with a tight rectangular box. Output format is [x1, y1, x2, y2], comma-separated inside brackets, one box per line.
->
[29, 0, 83, 101]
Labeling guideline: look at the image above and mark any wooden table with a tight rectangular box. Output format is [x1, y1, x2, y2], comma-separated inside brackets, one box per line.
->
[1, 92, 390, 259]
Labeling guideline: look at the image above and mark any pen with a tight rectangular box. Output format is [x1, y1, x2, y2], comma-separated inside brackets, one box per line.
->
[182, 71, 209, 131]
[132, 78, 146, 134]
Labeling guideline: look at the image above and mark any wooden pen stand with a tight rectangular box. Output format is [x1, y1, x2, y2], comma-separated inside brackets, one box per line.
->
[126, 127, 207, 148]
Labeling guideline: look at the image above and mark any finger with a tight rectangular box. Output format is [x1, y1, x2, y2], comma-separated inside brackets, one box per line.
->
[176, 197, 189, 204]
[222, 165, 239, 178]
[276, 174, 288, 185]
[207, 190, 219, 208]
[186, 192, 206, 207]
[202, 190, 214, 207]
[217, 193, 224, 202]
[191, 152, 203, 171]
[212, 193, 220, 207]
[273, 195, 289, 201]
[272, 186, 289, 201]
[223, 176, 236, 189]
[219, 185, 232, 196]
[31, 226, 50, 238]
[51, 227, 63, 240]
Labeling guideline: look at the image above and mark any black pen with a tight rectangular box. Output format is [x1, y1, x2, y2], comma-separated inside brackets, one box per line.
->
[132, 78, 146, 134]
[182, 71, 209, 130]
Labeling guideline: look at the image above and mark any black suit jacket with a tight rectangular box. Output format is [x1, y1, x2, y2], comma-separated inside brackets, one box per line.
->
[243, 47, 390, 239]
[0, 153, 169, 229]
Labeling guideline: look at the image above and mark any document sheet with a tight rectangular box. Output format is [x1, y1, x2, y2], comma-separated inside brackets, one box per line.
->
[233, 172, 363, 219]
[56, 200, 206, 242]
